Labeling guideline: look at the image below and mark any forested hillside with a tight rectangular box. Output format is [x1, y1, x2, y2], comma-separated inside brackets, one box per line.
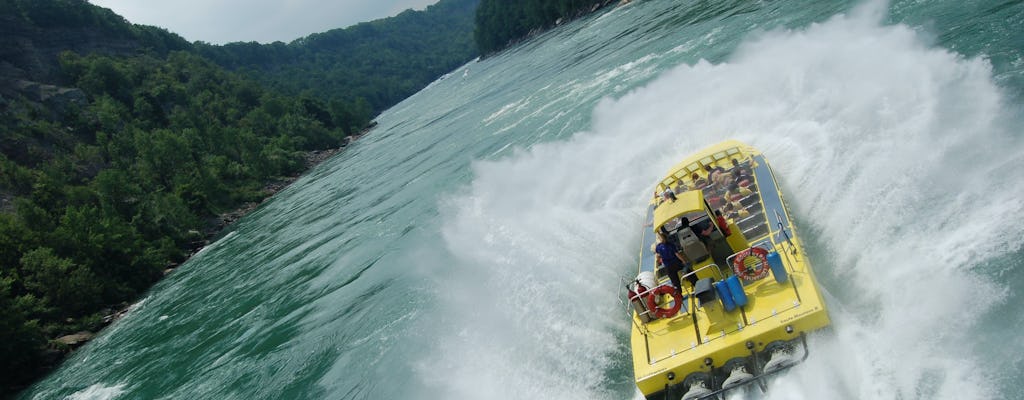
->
[198, 0, 480, 120]
[0, 0, 479, 394]
[0, 0, 191, 80]
[474, 0, 616, 55]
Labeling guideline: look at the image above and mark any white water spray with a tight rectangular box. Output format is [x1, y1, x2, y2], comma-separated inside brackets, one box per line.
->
[419, 4, 1022, 400]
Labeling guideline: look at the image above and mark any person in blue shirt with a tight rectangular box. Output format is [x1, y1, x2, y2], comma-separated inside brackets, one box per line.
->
[655, 231, 697, 293]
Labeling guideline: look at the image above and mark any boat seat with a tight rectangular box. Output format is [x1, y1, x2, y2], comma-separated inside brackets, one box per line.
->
[737, 212, 763, 230]
[676, 226, 710, 263]
[743, 224, 769, 240]
[740, 194, 761, 207]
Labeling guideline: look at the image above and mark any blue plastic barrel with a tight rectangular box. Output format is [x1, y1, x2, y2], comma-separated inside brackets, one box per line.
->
[715, 281, 736, 311]
[766, 251, 788, 283]
[726, 275, 748, 307]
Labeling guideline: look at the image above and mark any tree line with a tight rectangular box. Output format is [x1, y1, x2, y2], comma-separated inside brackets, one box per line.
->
[197, 0, 480, 116]
[473, 0, 612, 55]
[0, 49, 353, 393]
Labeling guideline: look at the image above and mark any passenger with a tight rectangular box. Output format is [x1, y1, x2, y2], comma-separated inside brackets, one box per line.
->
[732, 168, 752, 187]
[704, 164, 725, 176]
[691, 172, 708, 189]
[714, 210, 731, 236]
[673, 180, 688, 193]
[662, 187, 677, 203]
[659, 225, 675, 244]
[705, 164, 728, 187]
[652, 243, 662, 268]
[725, 201, 749, 219]
[724, 183, 752, 202]
[681, 216, 714, 246]
[654, 231, 696, 292]
[705, 195, 724, 210]
[731, 158, 752, 177]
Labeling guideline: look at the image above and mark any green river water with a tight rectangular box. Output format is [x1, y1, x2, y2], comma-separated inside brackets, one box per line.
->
[20, 0, 1024, 399]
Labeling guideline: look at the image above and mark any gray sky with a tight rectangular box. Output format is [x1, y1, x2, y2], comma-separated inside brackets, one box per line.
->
[89, 0, 440, 44]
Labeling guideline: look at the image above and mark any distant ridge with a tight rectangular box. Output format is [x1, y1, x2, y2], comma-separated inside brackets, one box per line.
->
[0, 0, 190, 82]
[1, 0, 481, 125]
[198, 0, 480, 119]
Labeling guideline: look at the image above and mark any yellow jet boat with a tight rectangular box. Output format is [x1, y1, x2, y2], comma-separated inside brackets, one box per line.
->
[626, 140, 830, 400]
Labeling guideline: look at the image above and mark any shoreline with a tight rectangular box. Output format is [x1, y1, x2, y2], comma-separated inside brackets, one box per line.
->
[39, 144, 349, 385]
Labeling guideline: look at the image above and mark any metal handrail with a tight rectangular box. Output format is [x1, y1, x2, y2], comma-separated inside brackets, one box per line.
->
[620, 278, 655, 334]
[681, 262, 727, 284]
[724, 240, 774, 273]
[624, 263, 727, 327]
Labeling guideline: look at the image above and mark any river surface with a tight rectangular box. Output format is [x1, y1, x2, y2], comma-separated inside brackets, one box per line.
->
[20, 0, 1024, 399]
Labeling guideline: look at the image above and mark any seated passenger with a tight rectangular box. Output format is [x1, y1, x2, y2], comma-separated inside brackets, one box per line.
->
[704, 164, 725, 176]
[681, 216, 714, 245]
[732, 168, 752, 187]
[708, 197, 723, 209]
[691, 173, 708, 189]
[705, 164, 729, 187]
[662, 187, 677, 203]
[725, 201, 749, 219]
[731, 158, 752, 177]
[724, 183, 752, 201]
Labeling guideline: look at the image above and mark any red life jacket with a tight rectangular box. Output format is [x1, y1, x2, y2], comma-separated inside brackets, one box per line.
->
[715, 215, 731, 236]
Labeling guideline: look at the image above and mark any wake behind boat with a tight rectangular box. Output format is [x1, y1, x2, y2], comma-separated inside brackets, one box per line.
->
[625, 140, 830, 399]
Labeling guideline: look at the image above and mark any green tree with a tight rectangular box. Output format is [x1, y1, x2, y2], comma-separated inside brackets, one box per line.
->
[473, 0, 598, 55]
[0, 277, 46, 393]
[20, 248, 102, 316]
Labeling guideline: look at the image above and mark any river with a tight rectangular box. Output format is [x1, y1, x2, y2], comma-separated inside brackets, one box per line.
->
[21, 0, 1024, 399]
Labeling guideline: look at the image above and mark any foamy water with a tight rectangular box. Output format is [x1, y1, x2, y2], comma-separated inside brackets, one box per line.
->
[425, 3, 1022, 400]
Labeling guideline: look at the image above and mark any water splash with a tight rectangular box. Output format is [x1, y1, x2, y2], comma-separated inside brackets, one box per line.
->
[424, 4, 1021, 400]
[64, 383, 126, 400]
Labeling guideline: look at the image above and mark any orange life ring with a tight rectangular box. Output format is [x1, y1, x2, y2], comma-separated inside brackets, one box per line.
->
[645, 285, 683, 319]
[732, 246, 770, 282]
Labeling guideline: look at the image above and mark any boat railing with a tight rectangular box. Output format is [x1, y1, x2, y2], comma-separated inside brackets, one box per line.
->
[724, 237, 805, 305]
[621, 277, 671, 334]
[685, 262, 728, 283]
[724, 240, 774, 275]
[769, 208, 808, 276]
[623, 263, 727, 332]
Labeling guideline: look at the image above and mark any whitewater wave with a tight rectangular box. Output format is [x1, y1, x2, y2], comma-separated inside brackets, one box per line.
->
[421, 2, 1021, 400]
[64, 383, 127, 400]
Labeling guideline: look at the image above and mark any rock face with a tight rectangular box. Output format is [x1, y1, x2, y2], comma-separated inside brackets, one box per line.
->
[10, 79, 87, 113]
[12, 80, 85, 103]
[54, 331, 94, 348]
[0, 21, 127, 83]
[0, 4, 190, 97]
[0, 191, 12, 213]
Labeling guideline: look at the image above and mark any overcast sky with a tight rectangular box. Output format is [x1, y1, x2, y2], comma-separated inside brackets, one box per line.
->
[89, 0, 440, 44]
